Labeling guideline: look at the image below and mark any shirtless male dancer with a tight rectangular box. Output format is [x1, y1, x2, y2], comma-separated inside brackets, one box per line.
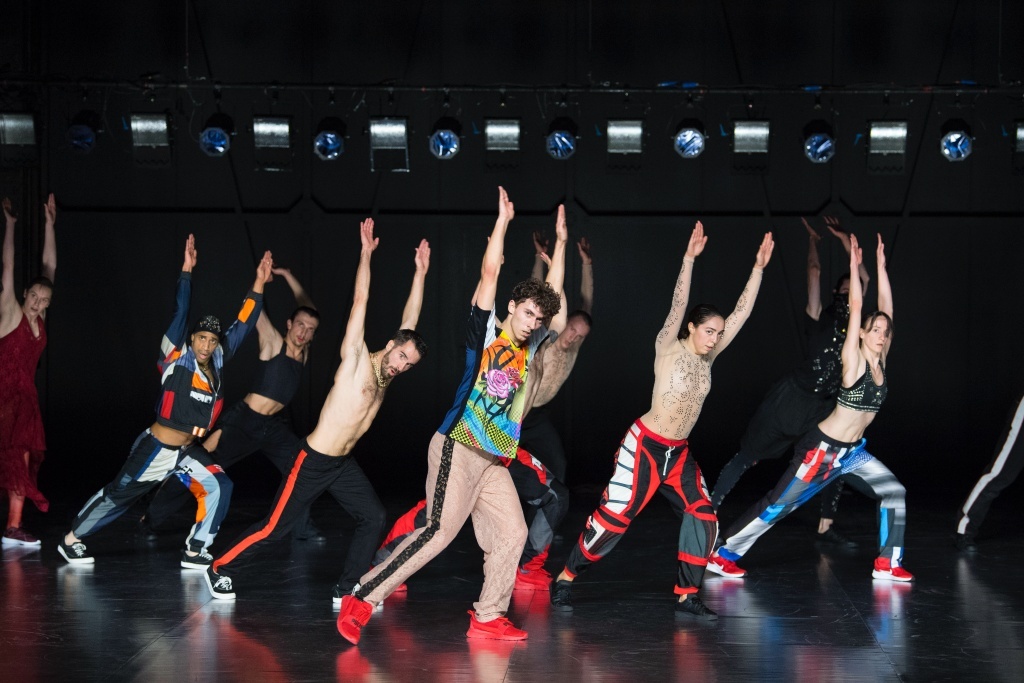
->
[369, 212, 591, 591]
[337, 187, 563, 644]
[205, 219, 429, 601]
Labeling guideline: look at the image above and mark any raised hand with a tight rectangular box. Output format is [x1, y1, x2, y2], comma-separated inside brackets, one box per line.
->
[271, 266, 291, 277]
[256, 250, 273, 285]
[497, 186, 515, 222]
[801, 217, 821, 243]
[876, 233, 886, 270]
[43, 193, 56, 225]
[183, 234, 198, 272]
[754, 232, 775, 269]
[849, 234, 863, 269]
[554, 204, 568, 243]
[2, 197, 15, 223]
[825, 217, 854, 254]
[577, 236, 592, 265]
[684, 221, 708, 260]
[360, 218, 379, 253]
[532, 230, 549, 257]
[414, 239, 431, 273]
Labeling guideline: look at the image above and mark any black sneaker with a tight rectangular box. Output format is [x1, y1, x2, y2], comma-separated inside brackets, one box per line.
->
[181, 548, 214, 570]
[333, 584, 383, 612]
[816, 527, 858, 549]
[136, 518, 159, 543]
[58, 538, 95, 565]
[675, 595, 719, 621]
[550, 579, 574, 613]
[293, 524, 327, 542]
[205, 567, 236, 600]
[955, 534, 978, 553]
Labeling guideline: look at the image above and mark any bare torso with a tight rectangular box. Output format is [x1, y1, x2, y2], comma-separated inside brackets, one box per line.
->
[305, 344, 386, 457]
[531, 342, 581, 408]
[817, 350, 883, 443]
[639, 340, 712, 441]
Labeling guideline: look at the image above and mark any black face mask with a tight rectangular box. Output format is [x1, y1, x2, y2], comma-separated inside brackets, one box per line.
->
[828, 295, 850, 325]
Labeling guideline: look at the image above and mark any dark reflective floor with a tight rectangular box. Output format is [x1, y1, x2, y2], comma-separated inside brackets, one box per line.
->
[4, 490, 1024, 682]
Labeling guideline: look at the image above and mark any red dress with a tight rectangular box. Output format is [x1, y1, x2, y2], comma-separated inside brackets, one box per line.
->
[0, 313, 49, 512]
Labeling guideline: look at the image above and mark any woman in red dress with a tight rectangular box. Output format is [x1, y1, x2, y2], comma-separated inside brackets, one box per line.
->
[0, 194, 56, 547]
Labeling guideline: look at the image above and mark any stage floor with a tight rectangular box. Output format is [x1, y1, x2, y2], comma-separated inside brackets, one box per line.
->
[3, 490, 1023, 682]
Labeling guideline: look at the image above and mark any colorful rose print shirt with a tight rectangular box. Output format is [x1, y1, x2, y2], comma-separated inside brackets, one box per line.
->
[439, 305, 548, 459]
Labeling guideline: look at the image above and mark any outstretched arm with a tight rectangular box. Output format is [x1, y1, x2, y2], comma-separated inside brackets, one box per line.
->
[400, 239, 431, 330]
[840, 235, 865, 380]
[41, 193, 56, 284]
[802, 217, 822, 320]
[340, 218, 378, 361]
[531, 230, 549, 281]
[875, 233, 893, 357]
[272, 266, 314, 309]
[545, 205, 569, 333]
[827, 218, 870, 289]
[655, 221, 706, 354]
[473, 187, 514, 311]
[159, 234, 198, 368]
[578, 236, 593, 315]
[710, 232, 774, 361]
[255, 265, 309, 350]
[1, 198, 17, 320]
[219, 251, 271, 362]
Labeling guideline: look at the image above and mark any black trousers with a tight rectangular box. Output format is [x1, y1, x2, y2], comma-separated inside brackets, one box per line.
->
[213, 443, 385, 593]
[711, 375, 844, 518]
[957, 389, 1024, 539]
[145, 401, 316, 537]
[519, 404, 568, 482]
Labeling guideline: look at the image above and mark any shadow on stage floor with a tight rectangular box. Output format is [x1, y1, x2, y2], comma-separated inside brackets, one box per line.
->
[3, 487, 1024, 682]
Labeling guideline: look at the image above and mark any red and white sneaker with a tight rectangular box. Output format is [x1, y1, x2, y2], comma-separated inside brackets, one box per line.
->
[707, 551, 747, 578]
[871, 557, 914, 582]
[2, 527, 41, 547]
[465, 611, 528, 640]
[337, 595, 374, 644]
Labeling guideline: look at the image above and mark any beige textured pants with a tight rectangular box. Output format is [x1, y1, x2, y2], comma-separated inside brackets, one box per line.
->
[356, 432, 527, 621]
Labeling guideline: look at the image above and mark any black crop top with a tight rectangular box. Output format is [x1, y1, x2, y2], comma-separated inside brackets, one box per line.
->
[250, 346, 304, 405]
[836, 359, 887, 413]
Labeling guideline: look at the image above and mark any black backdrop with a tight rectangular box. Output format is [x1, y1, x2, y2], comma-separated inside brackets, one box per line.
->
[3, 1, 1024, 505]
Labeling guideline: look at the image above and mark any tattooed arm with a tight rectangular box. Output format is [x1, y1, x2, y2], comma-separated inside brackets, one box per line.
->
[709, 232, 774, 361]
[654, 221, 706, 355]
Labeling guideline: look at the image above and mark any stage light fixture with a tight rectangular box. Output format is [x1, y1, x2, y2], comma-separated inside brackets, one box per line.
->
[733, 121, 770, 154]
[313, 118, 345, 160]
[868, 121, 907, 156]
[1016, 122, 1024, 153]
[485, 119, 520, 152]
[802, 121, 835, 163]
[0, 114, 36, 146]
[199, 114, 234, 157]
[938, 120, 972, 162]
[546, 118, 578, 160]
[130, 114, 169, 147]
[68, 110, 102, 153]
[607, 120, 643, 155]
[673, 121, 706, 159]
[428, 117, 461, 160]
[369, 117, 409, 172]
[253, 117, 291, 149]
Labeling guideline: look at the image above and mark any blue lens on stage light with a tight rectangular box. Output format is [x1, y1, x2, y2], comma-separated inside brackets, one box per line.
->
[939, 130, 972, 161]
[674, 128, 706, 158]
[313, 130, 343, 160]
[546, 130, 577, 159]
[68, 123, 97, 152]
[199, 126, 230, 157]
[428, 129, 460, 159]
[804, 132, 835, 163]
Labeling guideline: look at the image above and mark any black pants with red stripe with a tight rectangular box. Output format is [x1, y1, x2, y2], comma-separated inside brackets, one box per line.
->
[212, 442, 385, 592]
[563, 419, 717, 595]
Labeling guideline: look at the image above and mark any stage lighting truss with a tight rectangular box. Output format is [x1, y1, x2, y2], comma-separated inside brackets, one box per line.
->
[68, 110, 102, 153]
[673, 121, 706, 159]
[199, 114, 234, 157]
[607, 120, 643, 155]
[130, 114, 170, 147]
[313, 118, 345, 160]
[253, 117, 291, 149]
[546, 118, 578, 160]
[0, 113, 36, 146]
[939, 120, 972, 162]
[802, 121, 835, 163]
[428, 117, 462, 160]
[485, 119, 520, 152]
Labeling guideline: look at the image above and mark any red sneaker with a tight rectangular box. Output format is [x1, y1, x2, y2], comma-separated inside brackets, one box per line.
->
[514, 566, 552, 591]
[465, 611, 528, 640]
[706, 552, 747, 578]
[2, 527, 41, 547]
[337, 595, 373, 644]
[872, 557, 914, 582]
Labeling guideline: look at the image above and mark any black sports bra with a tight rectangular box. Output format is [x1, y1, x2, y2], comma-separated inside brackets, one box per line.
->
[250, 346, 303, 405]
[836, 359, 887, 413]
